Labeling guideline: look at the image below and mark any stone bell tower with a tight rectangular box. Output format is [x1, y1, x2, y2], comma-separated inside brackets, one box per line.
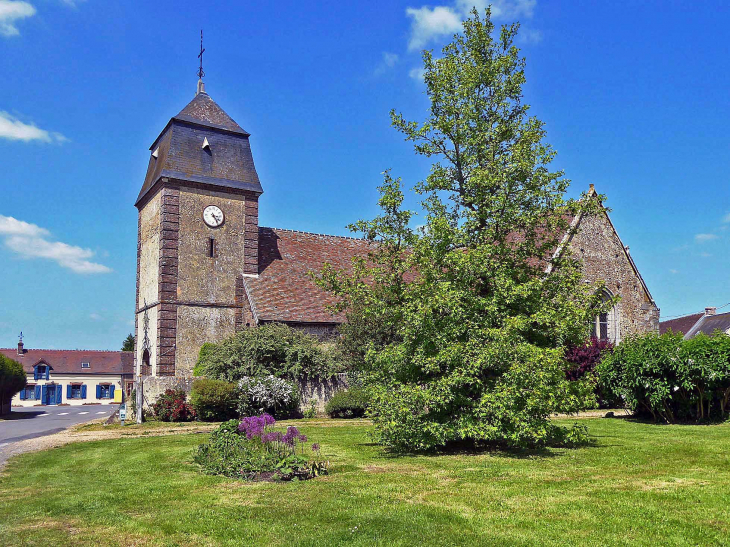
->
[134, 76, 263, 379]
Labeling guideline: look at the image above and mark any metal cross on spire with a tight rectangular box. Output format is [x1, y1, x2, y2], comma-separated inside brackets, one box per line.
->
[197, 29, 205, 80]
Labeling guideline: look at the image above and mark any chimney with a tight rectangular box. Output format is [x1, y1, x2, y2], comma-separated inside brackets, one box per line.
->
[705, 307, 717, 316]
[17, 331, 24, 356]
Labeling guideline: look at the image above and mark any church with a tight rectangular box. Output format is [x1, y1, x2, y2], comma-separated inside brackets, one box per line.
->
[134, 78, 660, 385]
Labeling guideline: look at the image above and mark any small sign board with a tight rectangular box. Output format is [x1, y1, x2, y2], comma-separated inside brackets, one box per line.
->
[119, 403, 127, 423]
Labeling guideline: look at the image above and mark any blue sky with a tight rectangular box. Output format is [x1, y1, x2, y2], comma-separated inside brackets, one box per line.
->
[1, 0, 728, 350]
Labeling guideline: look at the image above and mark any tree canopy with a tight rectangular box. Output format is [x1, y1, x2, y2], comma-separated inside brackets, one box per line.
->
[0, 354, 26, 413]
[122, 334, 135, 352]
[316, 8, 610, 450]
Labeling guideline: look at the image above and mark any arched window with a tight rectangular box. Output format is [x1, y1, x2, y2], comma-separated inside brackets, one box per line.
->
[592, 290, 619, 343]
[141, 349, 151, 376]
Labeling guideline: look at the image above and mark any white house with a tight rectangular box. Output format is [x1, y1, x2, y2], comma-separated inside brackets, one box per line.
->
[1, 338, 133, 407]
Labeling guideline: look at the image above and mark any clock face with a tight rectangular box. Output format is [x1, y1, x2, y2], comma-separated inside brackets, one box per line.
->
[203, 205, 224, 228]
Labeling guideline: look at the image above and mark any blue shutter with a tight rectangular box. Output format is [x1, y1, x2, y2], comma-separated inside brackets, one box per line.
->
[35, 385, 41, 400]
[96, 385, 101, 399]
[19, 389, 25, 400]
[46, 367, 50, 380]
[109, 385, 115, 399]
[81, 385, 87, 399]
[67, 384, 72, 399]
[33, 367, 38, 381]
[56, 386, 62, 404]
[41, 385, 47, 405]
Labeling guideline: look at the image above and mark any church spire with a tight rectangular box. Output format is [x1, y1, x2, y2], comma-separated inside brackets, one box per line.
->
[196, 29, 206, 95]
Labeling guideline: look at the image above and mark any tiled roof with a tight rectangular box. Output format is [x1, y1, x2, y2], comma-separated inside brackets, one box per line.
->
[245, 227, 372, 323]
[683, 312, 730, 339]
[136, 92, 262, 206]
[659, 313, 703, 335]
[174, 92, 249, 135]
[0, 349, 133, 376]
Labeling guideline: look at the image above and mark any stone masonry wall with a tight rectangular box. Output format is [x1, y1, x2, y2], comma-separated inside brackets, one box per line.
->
[570, 211, 660, 339]
[173, 186, 256, 377]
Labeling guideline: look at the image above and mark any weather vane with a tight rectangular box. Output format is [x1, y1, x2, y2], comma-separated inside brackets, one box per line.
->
[197, 29, 205, 80]
[19, 331, 23, 343]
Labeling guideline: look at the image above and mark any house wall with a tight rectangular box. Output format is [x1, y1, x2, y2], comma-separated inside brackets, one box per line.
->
[11, 374, 126, 407]
[570, 211, 660, 340]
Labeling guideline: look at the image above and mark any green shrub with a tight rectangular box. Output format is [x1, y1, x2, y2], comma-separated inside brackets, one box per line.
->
[325, 388, 368, 418]
[597, 331, 730, 422]
[190, 379, 238, 421]
[195, 323, 341, 382]
[151, 389, 196, 422]
[0, 354, 26, 412]
[194, 414, 328, 481]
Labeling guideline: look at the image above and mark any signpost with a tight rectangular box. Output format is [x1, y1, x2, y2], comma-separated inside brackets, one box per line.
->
[119, 403, 127, 426]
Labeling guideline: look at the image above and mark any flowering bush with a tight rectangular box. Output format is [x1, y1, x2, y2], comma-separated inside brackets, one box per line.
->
[597, 331, 730, 422]
[194, 414, 328, 480]
[237, 375, 300, 418]
[152, 389, 196, 422]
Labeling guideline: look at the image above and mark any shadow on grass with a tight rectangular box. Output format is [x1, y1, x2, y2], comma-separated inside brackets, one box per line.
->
[374, 435, 601, 461]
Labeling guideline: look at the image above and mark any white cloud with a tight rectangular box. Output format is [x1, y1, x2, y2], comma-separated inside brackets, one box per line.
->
[517, 27, 542, 44]
[409, 67, 426, 81]
[669, 269, 679, 274]
[0, 215, 111, 274]
[0, 0, 35, 37]
[0, 111, 68, 143]
[722, 212, 730, 223]
[89, 313, 102, 321]
[695, 233, 719, 243]
[407, 0, 538, 51]
[700, 252, 712, 258]
[373, 51, 400, 76]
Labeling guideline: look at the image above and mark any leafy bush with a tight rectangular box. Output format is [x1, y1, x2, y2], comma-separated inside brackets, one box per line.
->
[194, 414, 328, 480]
[325, 388, 368, 418]
[151, 389, 196, 422]
[190, 379, 238, 421]
[195, 323, 341, 383]
[597, 331, 730, 422]
[237, 375, 300, 419]
[0, 354, 26, 412]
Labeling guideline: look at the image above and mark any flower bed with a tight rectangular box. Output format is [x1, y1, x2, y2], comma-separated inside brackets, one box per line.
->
[194, 414, 328, 481]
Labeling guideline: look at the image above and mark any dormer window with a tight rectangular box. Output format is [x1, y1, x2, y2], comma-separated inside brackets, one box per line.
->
[34, 364, 50, 381]
[81, 362, 90, 369]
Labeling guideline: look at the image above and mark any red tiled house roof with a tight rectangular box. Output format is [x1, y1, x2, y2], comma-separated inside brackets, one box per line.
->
[0, 348, 134, 375]
[245, 227, 372, 324]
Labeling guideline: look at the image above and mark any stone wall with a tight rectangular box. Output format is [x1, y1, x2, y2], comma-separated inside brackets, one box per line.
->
[138, 374, 349, 414]
[570, 210, 660, 339]
[298, 373, 349, 412]
[138, 375, 195, 409]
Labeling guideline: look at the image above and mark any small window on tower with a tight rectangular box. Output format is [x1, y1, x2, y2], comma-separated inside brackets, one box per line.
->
[209, 237, 215, 258]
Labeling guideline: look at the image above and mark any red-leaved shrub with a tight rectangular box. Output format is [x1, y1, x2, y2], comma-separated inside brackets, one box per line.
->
[565, 338, 613, 381]
[152, 389, 197, 422]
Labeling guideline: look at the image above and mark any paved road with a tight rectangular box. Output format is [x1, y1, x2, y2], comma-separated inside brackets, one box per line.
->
[0, 406, 115, 446]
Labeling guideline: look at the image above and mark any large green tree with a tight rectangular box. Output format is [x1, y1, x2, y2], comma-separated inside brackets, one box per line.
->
[0, 354, 26, 414]
[317, 9, 609, 450]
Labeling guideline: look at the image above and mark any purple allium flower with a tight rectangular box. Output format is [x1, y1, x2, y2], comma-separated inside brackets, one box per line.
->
[298, 434, 307, 443]
[311, 443, 320, 452]
[282, 426, 301, 447]
[262, 413, 276, 426]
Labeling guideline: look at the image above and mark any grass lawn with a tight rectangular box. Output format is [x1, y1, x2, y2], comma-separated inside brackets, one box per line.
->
[1, 418, 729, 546]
